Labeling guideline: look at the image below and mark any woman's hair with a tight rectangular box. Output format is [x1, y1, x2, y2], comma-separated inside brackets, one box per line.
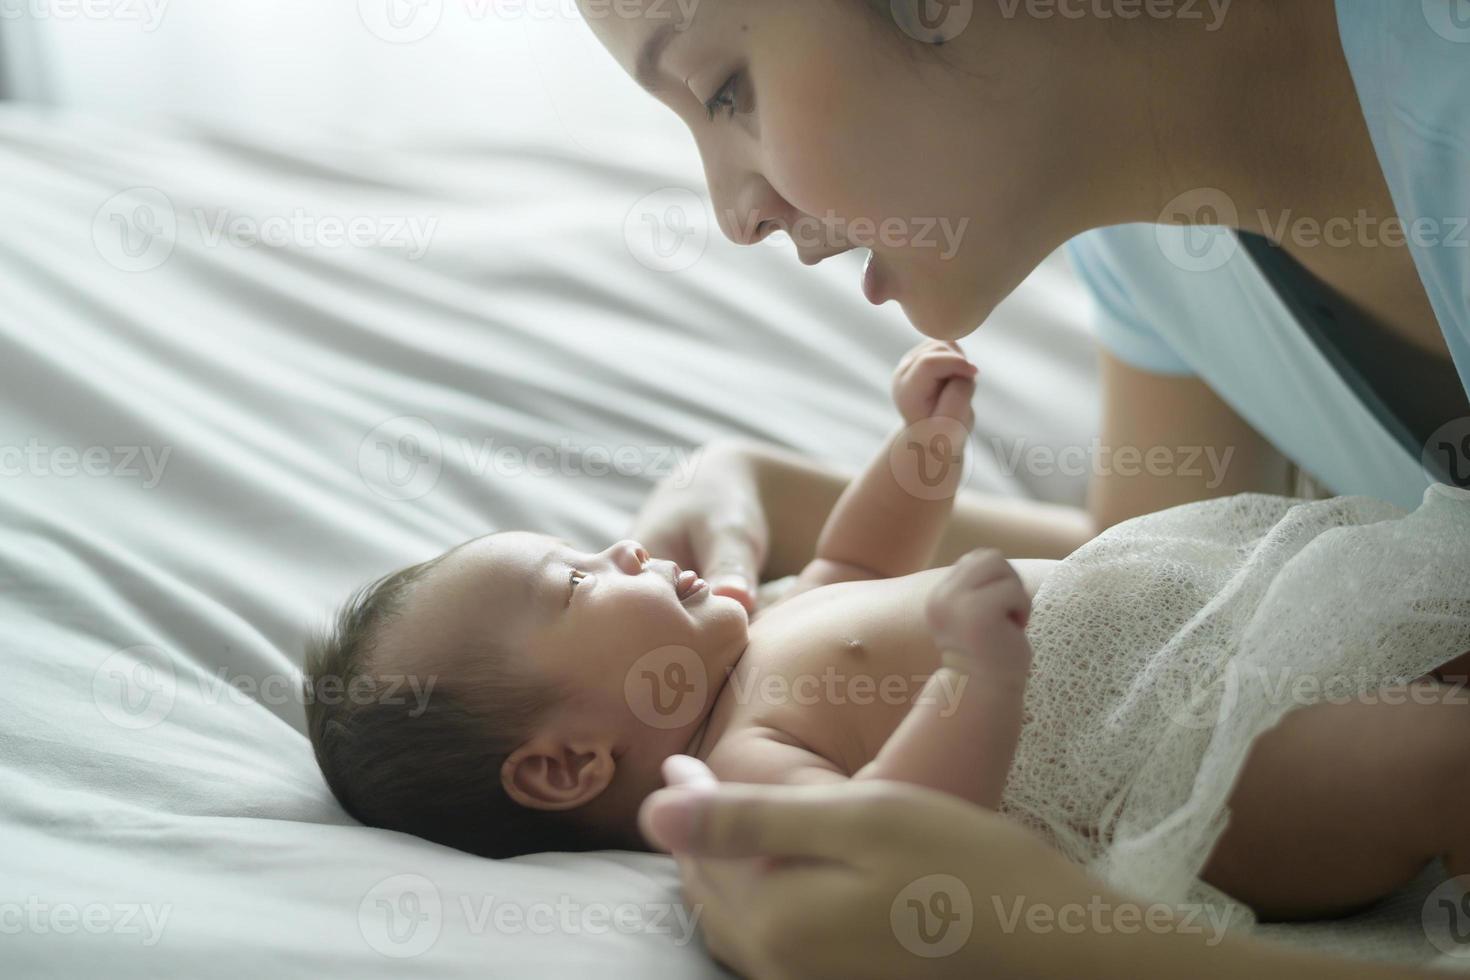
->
[302, 556, 621, 858]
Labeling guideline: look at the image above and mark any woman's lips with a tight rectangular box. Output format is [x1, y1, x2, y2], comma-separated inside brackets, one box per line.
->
[675, 568, 707, 602]
[862, 250, 889, 305]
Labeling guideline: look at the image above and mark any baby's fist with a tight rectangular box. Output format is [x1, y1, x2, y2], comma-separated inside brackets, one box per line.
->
[892, 340, 978, 429]
[926, 550, 1032, 669]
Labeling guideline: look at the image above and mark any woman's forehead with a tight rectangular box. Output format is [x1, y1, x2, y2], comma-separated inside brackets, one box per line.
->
[576, 0, 703, 67]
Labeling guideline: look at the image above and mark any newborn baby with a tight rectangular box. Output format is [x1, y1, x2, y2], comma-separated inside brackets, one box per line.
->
[306, 341, 1470, 922]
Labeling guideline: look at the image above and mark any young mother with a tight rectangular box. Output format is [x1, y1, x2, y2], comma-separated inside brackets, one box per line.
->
[582, 0, 1470, 975]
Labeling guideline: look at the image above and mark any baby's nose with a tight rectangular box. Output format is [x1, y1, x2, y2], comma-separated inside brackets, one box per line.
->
[610, 539, 651, 574]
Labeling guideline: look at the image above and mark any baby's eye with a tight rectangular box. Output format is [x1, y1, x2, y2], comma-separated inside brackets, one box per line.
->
[567, 568, 588, 604]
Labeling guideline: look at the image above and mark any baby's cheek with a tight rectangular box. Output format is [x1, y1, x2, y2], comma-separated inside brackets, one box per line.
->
[624, 590, 691, 635]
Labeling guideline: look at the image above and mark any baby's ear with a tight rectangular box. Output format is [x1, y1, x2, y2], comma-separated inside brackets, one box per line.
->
[501, 736, 615, 811]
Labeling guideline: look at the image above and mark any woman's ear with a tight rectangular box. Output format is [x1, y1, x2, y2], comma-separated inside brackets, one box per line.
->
[501, 735, 615, 811]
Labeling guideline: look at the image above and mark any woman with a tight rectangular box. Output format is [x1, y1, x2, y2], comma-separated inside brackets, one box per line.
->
[580, 0, 1470, 974]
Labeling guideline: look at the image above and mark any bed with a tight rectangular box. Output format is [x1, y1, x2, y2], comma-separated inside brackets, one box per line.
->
[0, 103, 1461, 976]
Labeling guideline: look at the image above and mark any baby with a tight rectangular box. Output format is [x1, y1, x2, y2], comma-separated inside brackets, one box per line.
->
[306, 341, 1470, 921]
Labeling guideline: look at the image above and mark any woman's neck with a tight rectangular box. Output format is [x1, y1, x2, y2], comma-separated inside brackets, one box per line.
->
[1065, 0, 1372, 237]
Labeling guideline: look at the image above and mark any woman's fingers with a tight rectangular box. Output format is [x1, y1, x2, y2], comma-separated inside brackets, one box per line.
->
[675, 858, 753, 975]
[690, 516, 764, 612]
[640, 780, 900, 859]
[682, 855, 870, 980]
[639, 756, 720, 851]
[662, 754, 720, 788]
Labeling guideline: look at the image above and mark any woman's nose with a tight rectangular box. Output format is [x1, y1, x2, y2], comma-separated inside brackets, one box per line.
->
[711, 168, 792, 248]
[608, 539, 651, 574]
[725, 211, 781, 247]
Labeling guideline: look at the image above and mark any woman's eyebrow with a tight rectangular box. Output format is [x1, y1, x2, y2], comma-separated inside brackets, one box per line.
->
[635, 22, 679, 93]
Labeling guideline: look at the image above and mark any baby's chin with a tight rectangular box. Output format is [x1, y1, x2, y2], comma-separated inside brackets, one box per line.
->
[712, 590, 753, 622]
[690, 595, 750, 672]
[684, 581, 749, 619]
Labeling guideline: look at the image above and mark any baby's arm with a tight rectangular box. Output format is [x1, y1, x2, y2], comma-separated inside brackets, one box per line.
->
[706, 551, 1033, 810]
[852, 550, 1032, 809]
[793, 342, 978, 593]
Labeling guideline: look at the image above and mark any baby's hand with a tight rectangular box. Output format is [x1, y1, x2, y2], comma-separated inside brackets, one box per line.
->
[925, 549, 1033, 672]
[892, 340, 978, 430]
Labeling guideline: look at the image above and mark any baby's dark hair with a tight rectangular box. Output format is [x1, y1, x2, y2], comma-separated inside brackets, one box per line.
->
[303, 551, 622, 858]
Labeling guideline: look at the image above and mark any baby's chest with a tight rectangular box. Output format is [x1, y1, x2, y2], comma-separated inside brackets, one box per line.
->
[719, 591, 938, 771]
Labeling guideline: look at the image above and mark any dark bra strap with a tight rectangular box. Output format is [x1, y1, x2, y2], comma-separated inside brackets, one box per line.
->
[1237, 231, 1470, 489]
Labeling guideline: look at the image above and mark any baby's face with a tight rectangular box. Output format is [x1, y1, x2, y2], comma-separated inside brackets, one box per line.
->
[394, 532, 749, 734]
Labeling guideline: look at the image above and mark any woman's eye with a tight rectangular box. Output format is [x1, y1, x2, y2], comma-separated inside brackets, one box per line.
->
[704, 73, 742, 121]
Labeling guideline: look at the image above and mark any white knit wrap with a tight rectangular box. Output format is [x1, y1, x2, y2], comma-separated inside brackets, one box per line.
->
[1002, 486, 1470, 929]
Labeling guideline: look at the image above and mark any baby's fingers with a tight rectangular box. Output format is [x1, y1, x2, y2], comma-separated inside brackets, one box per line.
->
[908, 349, 976, 379]
[933, 375, 976, 424]
[898, 353, 977, 411]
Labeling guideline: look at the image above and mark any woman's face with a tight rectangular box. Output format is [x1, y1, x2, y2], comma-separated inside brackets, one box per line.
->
[579, 0, 1097, 339]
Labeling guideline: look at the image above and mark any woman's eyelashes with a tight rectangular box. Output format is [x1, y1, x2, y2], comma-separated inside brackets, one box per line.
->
[703, 71, 745, 121]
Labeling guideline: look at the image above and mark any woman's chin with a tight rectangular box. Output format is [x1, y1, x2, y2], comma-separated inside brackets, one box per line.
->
[898, 288, 986, 342]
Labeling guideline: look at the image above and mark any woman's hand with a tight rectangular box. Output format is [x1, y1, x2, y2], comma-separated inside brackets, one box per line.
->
[629, 442, 770, 614]
[639, 758, 1423, 980]
[639, 757, 1107, 980]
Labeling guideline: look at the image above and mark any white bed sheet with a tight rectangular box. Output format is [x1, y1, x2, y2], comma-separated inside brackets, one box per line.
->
[0, 105, 1460, 976]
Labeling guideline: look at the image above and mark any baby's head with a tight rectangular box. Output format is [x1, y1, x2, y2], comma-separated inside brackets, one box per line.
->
[304, 532, 749, 858]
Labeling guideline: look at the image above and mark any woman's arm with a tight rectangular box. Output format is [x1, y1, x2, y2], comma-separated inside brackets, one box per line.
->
[1089, 351, 1294, 531]
[640, 761, 1439, 980]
